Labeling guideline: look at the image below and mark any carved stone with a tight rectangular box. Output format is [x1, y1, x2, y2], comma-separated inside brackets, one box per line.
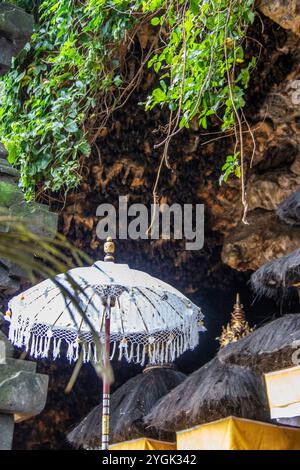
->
[0, 330, 48, 450]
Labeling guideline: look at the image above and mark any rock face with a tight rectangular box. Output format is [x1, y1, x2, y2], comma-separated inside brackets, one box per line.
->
[220, 30, 300, 271]
[277, 188, 300, 225]
[258, 0, 300, 37]
[0, 2, 33, 75]
[222, 211, 300, 272]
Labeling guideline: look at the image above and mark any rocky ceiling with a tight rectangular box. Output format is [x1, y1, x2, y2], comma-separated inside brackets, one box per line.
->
[45, 11, 300, 293]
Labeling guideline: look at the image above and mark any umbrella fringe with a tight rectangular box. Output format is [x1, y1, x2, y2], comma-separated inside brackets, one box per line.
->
[53, 338, 62, 359]
[7, 317, 200, 364]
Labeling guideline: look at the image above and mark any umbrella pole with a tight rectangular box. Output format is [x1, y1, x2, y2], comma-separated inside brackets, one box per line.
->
[102, 236, 116, 450]
[101, 301, 111, 450]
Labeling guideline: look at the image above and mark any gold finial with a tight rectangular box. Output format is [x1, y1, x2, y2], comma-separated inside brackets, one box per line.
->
[219, 293, 253, 348]
[104, 236, 115, 262]
[231, 292, 246, 325]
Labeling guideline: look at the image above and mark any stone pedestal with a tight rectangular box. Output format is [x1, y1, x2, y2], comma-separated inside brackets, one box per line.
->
[0, 414, 14, 450]
[0, 331, 49, 450]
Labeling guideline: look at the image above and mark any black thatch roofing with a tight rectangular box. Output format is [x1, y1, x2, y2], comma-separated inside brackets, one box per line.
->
[67, 367, 186, 449]
[144, 358, 269, 432]
[251, 248, 300, 299]
[277, 189, 300, 226]
[218, 313, 300, 373]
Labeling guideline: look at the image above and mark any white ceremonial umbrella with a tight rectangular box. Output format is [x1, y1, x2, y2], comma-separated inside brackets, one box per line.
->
[6, 238, 205, 449]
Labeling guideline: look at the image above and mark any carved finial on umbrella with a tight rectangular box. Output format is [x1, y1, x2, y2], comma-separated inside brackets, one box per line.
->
[104, 236, 115, 262]
[219, 293, 253, 348]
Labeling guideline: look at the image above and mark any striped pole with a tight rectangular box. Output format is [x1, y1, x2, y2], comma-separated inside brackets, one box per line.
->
[102, 237, 115, 450]
[101, 302, 111, 450]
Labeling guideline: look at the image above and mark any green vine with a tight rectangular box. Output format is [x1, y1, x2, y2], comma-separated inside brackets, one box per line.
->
[0, 0, 256, 201]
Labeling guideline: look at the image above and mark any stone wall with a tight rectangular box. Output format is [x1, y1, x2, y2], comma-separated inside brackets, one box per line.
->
[0, 2, 33, 75]
[258, 0, 300, 37]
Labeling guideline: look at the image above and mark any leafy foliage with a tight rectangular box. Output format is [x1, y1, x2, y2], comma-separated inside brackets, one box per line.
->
[219, 152, 241, 184]
[144, 0, 256, 132]
[0, 0, 256, 199]
[0, 0, 137, 198]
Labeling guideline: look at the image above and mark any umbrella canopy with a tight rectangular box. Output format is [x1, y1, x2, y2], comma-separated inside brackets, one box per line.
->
[7, 260, 204, 364]
[218, 313, 300, 374]
[277, 189, 300, 226]
[144, 357, 269, 432]
[67, 365, 186, 448]
[251, 248, 300, 299]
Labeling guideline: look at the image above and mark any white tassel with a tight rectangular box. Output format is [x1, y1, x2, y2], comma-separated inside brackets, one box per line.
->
[153, 343, 157, 363]
[136, 343, 140, 363]
[165, 342, 169, 363]
[118, 343, 123, 361]
[128, 343, 134, 362]
[74, 343, 79, 361]
[23, 330, 31, 349]
[34, 336, 40, 358]
[176, 336, 180, 358]
[124, 343, 129, 362]
[67, 341, 74, 362]
[38, 336, 44, 357]
[141, 344, 146, 366]
[30, 335, 36, 357]
[110, 341, 116, 361]
[160, 342, 165, 364]
[82, 343, 86, 362]
[154, 342, 158, 363]
[92, 344, 97, 363]
[180, 334, 184, 355]
[40, 337, 46, 357]
[171, 339, 175, 362]
[53, 338, 61, 359]
[87, 342, 91, 362]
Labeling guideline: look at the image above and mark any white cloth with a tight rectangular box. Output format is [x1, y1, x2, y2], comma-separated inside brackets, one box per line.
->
[8, 261, 205, 364]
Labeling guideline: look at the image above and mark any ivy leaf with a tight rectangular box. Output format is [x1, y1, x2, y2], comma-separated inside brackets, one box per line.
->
[65, 121, 78, 133]
[113, 75, 123, 86]
[152, 87, 167, 102]
[151, 17, 160, 26]
[247, 11, 255, 24]
[78, 141, 91, 156]
[190, 0, 199, 15]
[6, 142, 18, 164]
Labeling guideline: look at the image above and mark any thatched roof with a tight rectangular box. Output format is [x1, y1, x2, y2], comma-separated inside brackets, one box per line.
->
[218, 313, 300, 373]
[144, 358, 269, 432]
[67, 366, 186, 448]
[251, 248, 300, 299]
[277, 189, 300, 226]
